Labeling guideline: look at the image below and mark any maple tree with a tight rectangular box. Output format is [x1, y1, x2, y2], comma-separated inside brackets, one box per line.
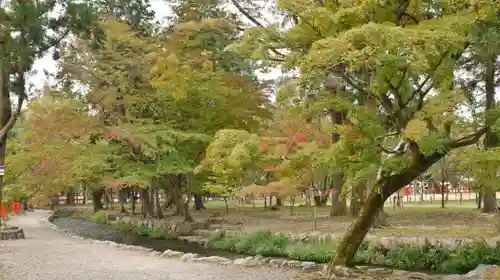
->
[4, 0, 500, 275]
[231, 0, 500, 266]
[0, 0, 98, 226]
[11, 0, 272, 220]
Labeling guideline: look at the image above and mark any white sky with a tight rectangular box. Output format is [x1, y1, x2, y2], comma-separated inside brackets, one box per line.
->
[30, 0, 283, 91]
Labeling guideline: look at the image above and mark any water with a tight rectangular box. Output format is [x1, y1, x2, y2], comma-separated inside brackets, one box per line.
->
[51, 216, 242, 259]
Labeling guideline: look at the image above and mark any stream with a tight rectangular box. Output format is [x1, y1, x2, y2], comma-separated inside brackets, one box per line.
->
[51, 215, 242, 259]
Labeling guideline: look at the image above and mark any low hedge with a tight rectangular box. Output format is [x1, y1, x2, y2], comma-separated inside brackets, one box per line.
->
[204, 230, 500, 274]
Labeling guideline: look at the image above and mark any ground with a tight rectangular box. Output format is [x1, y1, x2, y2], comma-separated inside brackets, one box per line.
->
[66, 196, 499, 239]
[0, 211, 295, 280]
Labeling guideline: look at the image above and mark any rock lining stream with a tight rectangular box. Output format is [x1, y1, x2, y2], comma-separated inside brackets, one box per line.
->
[50, 215, 500, 280]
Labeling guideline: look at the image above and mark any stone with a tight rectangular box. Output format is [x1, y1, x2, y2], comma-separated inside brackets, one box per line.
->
[405, 272, 433, 280]
[367, 267, 393, 275]
[0, 227, 25, 240]
[178, 236, 205, 244]
[194, 256, 231, 263]
[465, 264, 500, 280]
[300, 261, 317, 271]
[331, 266, 360, 278]
[180, 253, 198, 262]
[161, 250, 183, 258]
[285, 260, 301, 268]
[233, 257, 259, 267]
[176, 223, 196, 236]
[269, 258, 286, 268]
[441, 275, 464, 280]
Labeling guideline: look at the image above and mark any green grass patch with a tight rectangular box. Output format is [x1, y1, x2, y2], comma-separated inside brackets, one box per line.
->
[111, 220, 179, 240]
[204, 230, 500, 274]
[89, 211, 108, 224]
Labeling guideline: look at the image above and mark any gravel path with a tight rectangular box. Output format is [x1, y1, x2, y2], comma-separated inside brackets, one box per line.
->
[0, 211, 296, 280]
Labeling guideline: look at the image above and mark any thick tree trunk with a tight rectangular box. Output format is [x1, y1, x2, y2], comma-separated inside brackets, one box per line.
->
[482, 57, 498, 213]
[66, 190, 75, 205]
[194, 194, 205, 211]
[330, 174, 347, 216]
[171, 174, 193, 221]
[332, 191, 385, 266]
[91, 188, 104, 212]
[154, 188, 164, 219]
[118, 188, 128, 213]
[140, 188, 154, 217]
[349, 185, 365, 216]
[172, 175, 184, 216]
[276, 196, 283, 206]
[331, 144, 460, 266]
[483, 186, 497, 213]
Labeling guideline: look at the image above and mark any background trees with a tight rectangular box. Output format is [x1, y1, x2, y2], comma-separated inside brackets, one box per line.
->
[2, 0, 499, 272]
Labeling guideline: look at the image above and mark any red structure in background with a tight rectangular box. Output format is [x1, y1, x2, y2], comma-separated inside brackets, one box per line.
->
[11, 202, 21, 214]
[0, 205, 7, 218]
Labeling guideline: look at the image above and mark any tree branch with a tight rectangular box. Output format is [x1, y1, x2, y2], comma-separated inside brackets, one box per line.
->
[230, 0, 285, 59]
[0, 93, 24, 141]
[33, 28, 71, 57]
[449, 127, 487, 149]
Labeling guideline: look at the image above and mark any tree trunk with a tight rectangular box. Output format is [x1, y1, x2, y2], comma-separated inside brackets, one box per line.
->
[118, 188, 128, 213]
[103, 189, 110, 209]
[331, 190, 385, 266]
[349, 185, 364, 216]
[154, 188, 164, 219]
[332, 145, 454, 266]
[91, 188, 104, 212]
[477, 190, 482, 209]
[171, 174, 193, 221]
[66, 190, 75, 205]
[131, 188, 137, 215]
[223, 197, 229, 213]
[330, 174, 347, 216]
[276, 196, 283, 206]
[482, 57, 498, 213]
[483, 186, 497, 213]
[140, 188, 154, 217]
[171, 175, 184, 216]
[194, 194, 205, 211]
[0, 138, 5, 227]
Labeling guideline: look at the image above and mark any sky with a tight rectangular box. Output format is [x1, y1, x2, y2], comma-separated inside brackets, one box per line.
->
[29, 0, 283, 91]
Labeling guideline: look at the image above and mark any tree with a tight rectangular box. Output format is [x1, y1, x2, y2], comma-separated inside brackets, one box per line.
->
[0, 0, 96, 226]
[7, 92, 110, 209]
[232, 0, 498, 267]
[197, 129, 267, 213]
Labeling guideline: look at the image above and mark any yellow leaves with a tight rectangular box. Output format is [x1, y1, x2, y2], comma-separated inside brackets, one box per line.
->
[404, 118, 429, 141]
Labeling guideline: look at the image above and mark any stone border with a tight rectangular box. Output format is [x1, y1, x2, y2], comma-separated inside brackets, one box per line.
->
[42, 212, 323, 272]
[0, 226, 25, 240]
[45, 212, 498, 280]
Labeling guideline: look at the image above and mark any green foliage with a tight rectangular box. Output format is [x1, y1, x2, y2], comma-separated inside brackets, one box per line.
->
[112, 221, 179, 240]
[205, 230, 500, 273]
[89, 211, 108, 224]
[197, 129, 268, 196]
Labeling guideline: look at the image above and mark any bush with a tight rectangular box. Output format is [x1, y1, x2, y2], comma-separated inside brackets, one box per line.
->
[204, 230, 500, 274]
[111, 221, 179, 240]
[89, 211, 108, 224]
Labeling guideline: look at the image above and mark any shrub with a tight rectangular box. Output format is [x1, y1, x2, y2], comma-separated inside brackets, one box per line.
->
[111, 221, 179, 240]
[204, 230, 500, 274]
[89, 211, 108, 224]
[112, 221, 136, 232]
